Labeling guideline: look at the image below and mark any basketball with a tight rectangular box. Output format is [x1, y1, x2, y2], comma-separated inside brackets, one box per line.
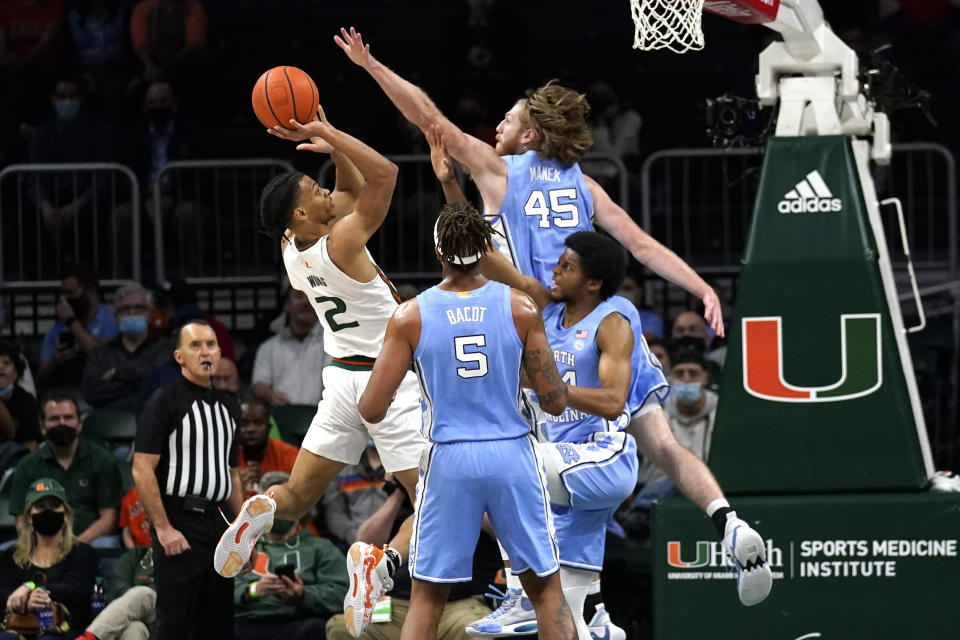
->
[251, 66, 319, 130]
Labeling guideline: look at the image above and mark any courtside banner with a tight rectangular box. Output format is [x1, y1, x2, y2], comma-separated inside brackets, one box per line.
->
[709, 135, 929, 493]
[652, 493, 960, 639]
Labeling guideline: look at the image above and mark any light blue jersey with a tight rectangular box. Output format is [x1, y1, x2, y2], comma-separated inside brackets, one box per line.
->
[413, 280, 531, 443]
[606, 295, 670, 417]
[540, 299, 624, 443]
[494, 150, 595, 289]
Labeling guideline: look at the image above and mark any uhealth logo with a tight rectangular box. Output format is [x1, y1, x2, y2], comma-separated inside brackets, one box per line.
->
[667, 540, 783, 569]
[742, 314, 882, 403]
[778, 170, 842, 213]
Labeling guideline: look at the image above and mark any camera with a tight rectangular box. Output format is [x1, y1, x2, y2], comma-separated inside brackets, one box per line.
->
[706, 93, 772, 148]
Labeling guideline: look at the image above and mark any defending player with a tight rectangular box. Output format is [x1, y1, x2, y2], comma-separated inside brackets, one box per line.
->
[357, 202, 577, 640]
[334, 26, 724, 338]
[212, 111, 426, 637]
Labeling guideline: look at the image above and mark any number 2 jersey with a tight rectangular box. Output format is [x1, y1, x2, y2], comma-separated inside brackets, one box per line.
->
[283, 235, 401, 359]
[492, 150, 594, 289]
[412, 281, 532, 443]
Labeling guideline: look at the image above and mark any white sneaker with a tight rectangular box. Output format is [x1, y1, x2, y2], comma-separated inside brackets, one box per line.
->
[213, 494, 276, 578]
[722, 514, 772, 606]
[465, 587, 538, 637]
[587, 603, 626, 640]
[344, 542, 394, 637]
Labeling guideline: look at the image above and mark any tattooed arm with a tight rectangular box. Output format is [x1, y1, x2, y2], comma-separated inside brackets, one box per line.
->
[511, 290, 567, 415]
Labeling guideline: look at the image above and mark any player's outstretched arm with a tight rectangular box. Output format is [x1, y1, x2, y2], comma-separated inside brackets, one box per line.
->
[482, 250, 551, 312]
[566, 312, 633, 420]
[335, 27, 507, 211]
[513, 292, 567, 415]
[427, 124, 468, 204]
[359, 300, 420, 424]
[585, 175, 725, 337]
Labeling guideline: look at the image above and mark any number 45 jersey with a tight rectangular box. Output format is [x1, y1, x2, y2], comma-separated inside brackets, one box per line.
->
[492, 150, 595, 289]
[284, 236, 401, 359]
[413, 281, 532, 443]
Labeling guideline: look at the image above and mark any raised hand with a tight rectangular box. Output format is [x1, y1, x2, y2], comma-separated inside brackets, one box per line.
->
[701, 288, 725, 338]
[427, 124, 454, 183]
[334, 27, 373, 68]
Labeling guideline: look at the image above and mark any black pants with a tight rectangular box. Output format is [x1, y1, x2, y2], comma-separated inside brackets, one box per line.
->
[152, 504, 233, 640]
[234, 617, 328, 640]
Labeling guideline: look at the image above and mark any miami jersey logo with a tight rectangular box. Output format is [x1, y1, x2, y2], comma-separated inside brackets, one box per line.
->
[742, 314, 882, 403]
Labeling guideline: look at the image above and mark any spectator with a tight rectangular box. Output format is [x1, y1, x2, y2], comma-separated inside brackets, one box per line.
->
[252, 289, 329, 407]
[159, 278, 234, 362]
[237, 396, 298, 498]
[38, 263, 118, 391]
[586, 80, 642, 162]
[75, 545, 155, 640]
[321, 442, 388, 548]
[67, 0, 132, 120]
[8, 389, 122, 547]
[616, 273, 663, 338]
[671, 310, 722, 385]
[324, 479, 497, 640]
[81, 282, 171, 410]
[212, 356, 240, 395]
[645, 335, 671, 373]
[624, 346, 716, 540]
[28, 75, 115, 247]
[0, 477, 98, 639]
[118, 486, 151, 549]
[129, 0, 206, 84]
[0, 340, 40, 458]
[234, 471, 349, 640]
[394, 282, 419, 303]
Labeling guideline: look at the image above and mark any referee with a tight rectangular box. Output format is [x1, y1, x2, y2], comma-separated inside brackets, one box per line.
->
[132, 319, 244, 639]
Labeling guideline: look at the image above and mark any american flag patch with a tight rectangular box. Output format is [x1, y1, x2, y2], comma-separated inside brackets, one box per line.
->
[575, 330, 589, 338]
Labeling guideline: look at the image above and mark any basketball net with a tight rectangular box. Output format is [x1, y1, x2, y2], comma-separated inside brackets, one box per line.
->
[630, 0, 705, 53]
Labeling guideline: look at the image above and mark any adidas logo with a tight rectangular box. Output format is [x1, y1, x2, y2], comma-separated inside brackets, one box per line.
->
[777, 170, 842, 213]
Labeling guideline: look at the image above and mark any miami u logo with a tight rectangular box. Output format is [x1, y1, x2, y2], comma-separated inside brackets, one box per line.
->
[666, 541, 710, 568]
[742, 314, 882, 403]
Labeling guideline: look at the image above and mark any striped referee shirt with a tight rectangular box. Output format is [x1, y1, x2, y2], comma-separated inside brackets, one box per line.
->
[135, 376, 240, 503]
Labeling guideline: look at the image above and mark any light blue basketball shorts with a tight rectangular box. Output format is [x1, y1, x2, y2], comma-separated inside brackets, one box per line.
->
[409, 435, 560, 583]
[538, 431, 639, 570]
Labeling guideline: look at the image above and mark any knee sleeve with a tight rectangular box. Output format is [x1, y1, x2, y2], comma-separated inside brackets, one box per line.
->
[560, 566, 595, 640]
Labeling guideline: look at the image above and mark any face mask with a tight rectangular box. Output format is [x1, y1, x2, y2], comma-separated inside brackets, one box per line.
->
[55, 98, 82, 120]
[32, 509, 65, 536]
[673, 381, 702, 405]
[119, 315, 148, 337]
[46, 424, 78, 447]
[146, 107, 173, 127]
[270, 519, 295, 534]
[0, 383, 13, 397]
[66, 295, 90, 319]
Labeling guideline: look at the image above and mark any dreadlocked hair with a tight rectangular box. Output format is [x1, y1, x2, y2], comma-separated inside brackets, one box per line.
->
[435, 201, 495, 273]
[259, 171, 305, 238]
[522, 80, 593, 166]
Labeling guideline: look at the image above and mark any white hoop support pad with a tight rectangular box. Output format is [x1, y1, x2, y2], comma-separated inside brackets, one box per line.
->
[703, 0, 779, 24]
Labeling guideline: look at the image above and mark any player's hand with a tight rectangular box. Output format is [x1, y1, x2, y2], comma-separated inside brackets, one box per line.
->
[267, 118, 328, 144]
[156, 525, 191, 556]
[334, 27, 373, 69]
[427, 124, 454, 183]
[701, 288, 725, 338]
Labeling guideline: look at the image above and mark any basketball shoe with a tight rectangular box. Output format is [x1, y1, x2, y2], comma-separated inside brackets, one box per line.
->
[722, 514, 772, 606]
[587, 603, 626, 640]
[465, 587, 538, 637]
[344, 542, 394, 637]
[214, 494, 276, 578]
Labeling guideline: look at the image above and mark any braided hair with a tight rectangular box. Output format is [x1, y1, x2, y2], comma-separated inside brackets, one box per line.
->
[434, 202, 495, 272]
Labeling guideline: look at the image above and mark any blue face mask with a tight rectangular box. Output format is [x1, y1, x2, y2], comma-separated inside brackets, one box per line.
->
[119, 315, 148, 337]
[672, 381, 702, 405]
[55, 98, 82, 120]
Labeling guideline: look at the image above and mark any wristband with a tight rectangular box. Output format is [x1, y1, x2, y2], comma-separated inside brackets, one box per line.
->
[23, 581, 36, 591]
[248, 581, 259, 599]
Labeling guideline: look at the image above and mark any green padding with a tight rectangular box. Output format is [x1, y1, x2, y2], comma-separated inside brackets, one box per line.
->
[709, 136, 928, 493]
[652, 493, 960, 639]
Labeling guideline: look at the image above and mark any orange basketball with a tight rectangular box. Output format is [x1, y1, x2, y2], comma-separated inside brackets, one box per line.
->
[251, 66, 319, 130]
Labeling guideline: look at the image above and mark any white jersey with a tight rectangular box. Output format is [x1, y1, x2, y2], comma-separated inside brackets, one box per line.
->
[283, 235, 401, 359]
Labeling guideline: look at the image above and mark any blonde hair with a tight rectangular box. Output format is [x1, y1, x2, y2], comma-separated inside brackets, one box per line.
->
[13, 499, 76, 568]
[522, 81, 593, 166]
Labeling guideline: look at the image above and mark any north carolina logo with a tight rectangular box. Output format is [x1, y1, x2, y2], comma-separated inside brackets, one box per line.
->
[742, 314, 882, 402]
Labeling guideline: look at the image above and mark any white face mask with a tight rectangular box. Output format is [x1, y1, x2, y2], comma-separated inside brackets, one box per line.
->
[672, 381, 703, 405]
